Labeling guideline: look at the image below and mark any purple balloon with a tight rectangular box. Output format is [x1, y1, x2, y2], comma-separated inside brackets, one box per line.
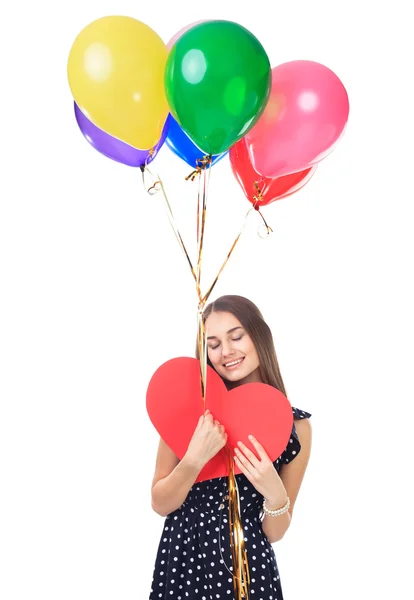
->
[74, 103, 170, 167]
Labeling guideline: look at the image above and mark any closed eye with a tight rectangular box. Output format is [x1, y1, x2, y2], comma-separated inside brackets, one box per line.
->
[208, 335, 243, 351]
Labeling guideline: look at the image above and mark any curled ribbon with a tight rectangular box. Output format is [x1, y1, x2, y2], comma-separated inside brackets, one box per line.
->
[185, 155, 213, 182]
[253, 181, 273, 237]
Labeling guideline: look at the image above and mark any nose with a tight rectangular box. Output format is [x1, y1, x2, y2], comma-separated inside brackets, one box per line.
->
[221, 341, 235, 359]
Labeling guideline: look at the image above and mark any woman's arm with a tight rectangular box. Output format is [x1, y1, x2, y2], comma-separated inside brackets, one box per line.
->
[151, 438, 202, 517]
[262, 417, 312, 542]
[151, 411, 228, 517]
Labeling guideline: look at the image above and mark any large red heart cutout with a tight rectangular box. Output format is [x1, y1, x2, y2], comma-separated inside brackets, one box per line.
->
[146, 357, 294, 482]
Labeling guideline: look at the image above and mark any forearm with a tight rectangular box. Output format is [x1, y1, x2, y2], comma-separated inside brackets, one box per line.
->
[261, 509, 291, 543]
[151, 456, 202, 517]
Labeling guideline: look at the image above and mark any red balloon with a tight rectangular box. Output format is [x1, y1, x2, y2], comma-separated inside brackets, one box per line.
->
[230, 138, 316, 207]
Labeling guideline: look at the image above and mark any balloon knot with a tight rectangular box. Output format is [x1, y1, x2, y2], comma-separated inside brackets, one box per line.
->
[185, 155, 212, 181]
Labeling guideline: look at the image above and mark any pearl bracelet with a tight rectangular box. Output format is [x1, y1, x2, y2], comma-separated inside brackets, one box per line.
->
[262, 497, 290, 517]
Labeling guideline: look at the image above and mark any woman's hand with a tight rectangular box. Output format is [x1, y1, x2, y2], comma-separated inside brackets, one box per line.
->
[234, 435, 288, 509]
[184, 409, 228, 470]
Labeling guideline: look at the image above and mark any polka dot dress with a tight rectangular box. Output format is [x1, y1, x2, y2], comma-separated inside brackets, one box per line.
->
[149, 407, 311, 599]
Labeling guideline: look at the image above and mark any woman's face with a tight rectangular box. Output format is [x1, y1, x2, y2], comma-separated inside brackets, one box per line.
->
[205, 311, 261, 386]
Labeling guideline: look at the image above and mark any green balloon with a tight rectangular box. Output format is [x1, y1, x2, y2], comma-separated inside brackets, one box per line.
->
[165, 21, 271, 156]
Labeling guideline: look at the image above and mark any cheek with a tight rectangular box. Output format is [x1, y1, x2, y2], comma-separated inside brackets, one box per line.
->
[243, 340, 254, 354]
[245, 341, 259, 363]
[210, 353, 226, 371]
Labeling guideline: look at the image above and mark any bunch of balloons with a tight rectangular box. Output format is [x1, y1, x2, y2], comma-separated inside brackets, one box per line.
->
[67, 16, 349, 207]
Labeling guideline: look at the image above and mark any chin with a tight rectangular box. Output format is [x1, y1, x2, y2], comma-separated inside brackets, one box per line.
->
[221, 366, 261, 387]
[220, 368, 251, 383]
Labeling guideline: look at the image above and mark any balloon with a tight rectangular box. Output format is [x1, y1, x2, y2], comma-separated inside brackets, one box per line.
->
[67, 16, 169, 150]
[74, 103, 170, 167]
[164, 20, 271, 155]
[245, 60, 349, 178]
[230, 138, 316, 207]
[165, 115, 227, 168]
[166, 20, 207, 50]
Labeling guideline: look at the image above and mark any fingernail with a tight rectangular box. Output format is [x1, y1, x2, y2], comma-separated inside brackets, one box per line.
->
[248, 435, 254, 440]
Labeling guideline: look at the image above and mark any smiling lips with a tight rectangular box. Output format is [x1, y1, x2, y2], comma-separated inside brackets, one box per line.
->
[223, 357, 245, 370]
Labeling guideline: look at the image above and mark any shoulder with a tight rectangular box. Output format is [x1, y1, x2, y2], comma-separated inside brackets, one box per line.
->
[291, 406, 312, 455]
[294, 417, 312, 451]
[292, 406, 312, 447]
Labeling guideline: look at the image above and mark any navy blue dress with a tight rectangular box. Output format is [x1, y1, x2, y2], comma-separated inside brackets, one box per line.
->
[149, 407, 311, 600]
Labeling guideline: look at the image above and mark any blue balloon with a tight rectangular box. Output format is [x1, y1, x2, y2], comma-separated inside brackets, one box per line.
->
[165, 116, 228, 168]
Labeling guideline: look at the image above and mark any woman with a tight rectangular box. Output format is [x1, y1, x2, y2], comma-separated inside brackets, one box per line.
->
[149, 295, 312, 599]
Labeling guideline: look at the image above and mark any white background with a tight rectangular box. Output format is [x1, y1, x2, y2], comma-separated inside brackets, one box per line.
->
[1, 0, 413, 598]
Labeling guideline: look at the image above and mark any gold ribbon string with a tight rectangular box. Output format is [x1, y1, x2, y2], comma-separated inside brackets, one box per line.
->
[196, 300, 207, 406]
[140, 166, 203, 305]
[252, 181, 273, 237]
[140, 164, 161, 195]
[196, 157, 212, 297]
[256, 211, 273, 236]
[192, 161, 251, 599]
[223, 446, 250, 599]
[201, 179, 274, 306]
[252, 180, 264, 204]
[202, 204, 257, 306]
[141, 159, 251, 599]
[146, 147, 155, 162]
[194, 157, 212, 405]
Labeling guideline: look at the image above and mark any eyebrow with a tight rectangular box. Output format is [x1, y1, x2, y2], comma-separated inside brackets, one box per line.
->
[207, 326, 244, 340]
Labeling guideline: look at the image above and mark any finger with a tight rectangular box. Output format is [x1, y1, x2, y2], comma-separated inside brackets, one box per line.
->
[214, 420, 224, 433]
[204, 413, 214, 425]
[195, 414, 204, 431]
[217, 425, 226, 440]
[234, 447, 256, 477]
[234, 455, 254, 483]
[248, 435, 269, 461]
[204, 409, 210, 415]
[237, 440, 261, 468]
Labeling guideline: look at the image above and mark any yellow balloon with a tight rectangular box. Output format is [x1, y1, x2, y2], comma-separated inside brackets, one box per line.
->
[67, 16, 169, 149]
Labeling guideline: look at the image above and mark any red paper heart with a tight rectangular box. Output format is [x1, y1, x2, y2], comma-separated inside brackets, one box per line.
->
[146, 357, 294, 482]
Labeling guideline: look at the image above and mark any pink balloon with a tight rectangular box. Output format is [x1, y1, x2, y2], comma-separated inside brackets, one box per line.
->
[245, 60, 350, 178]
[166, 20, 208, 50]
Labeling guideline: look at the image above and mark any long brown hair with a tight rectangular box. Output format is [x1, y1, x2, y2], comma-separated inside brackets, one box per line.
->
[197, 295, 288, 397]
